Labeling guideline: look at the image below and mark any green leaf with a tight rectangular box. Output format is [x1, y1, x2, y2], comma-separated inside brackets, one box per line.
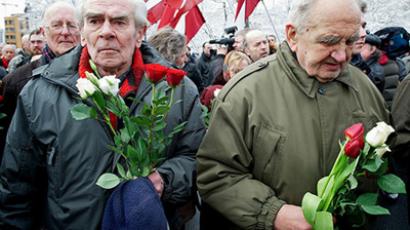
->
[96, 173, 120, 189]
[347, 175, 358, 190]
[361, 205, 390, 215]
[302, 192, 323, 225]
[120, 128, 131, 143]
[320, 176, 335, 208]
[377, 174, 407, 194]
[314, 211, 334, 230]
[93, 91, 106, 109]
[317, 176, 328, 197]
[356, 193, 378, 206]
[362, 157, 384, 173]
[116, 163, 127, 179]
[70, 103, 95, 120]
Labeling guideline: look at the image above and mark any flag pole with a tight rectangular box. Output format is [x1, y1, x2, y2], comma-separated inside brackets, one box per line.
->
[260, 0, 280, 40]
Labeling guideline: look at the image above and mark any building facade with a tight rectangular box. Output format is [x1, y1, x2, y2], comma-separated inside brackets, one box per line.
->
[4, 14, 29, 48]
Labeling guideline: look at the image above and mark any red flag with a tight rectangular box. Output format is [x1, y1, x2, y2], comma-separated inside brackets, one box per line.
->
[146, 0, 166, 24]
[235, 0, 260, 28]
[185, 6, 205, 42]
[158, 0, 184, 29]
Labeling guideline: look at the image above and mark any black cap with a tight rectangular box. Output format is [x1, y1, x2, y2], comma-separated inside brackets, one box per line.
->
[365, 33, 382, 48]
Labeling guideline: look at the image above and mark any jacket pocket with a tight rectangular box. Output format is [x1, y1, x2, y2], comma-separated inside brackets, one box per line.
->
[252, 124, 285, 181]
[351, 110, 379, 131]
[46, 144, 63, 198]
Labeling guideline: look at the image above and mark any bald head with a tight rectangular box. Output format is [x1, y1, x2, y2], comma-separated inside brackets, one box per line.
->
[43, 1, 77, 26]
[244, 30, 269, 62]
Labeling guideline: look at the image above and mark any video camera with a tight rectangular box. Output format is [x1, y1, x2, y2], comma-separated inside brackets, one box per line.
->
[208, 26, 238, 51]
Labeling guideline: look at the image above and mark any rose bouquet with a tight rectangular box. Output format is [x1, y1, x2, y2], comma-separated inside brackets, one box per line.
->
[302, 122, 407, 229]
[71, 60, 186, 189]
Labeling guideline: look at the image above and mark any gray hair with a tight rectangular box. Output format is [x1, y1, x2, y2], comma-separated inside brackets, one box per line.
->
[288, 0, 361, 32]
[148, 27, 186, 65]
[42, 1, 79, 27]
[78, 0, 149, 29]
[2, 44, 16, 54]
[243, 30, 266, 49]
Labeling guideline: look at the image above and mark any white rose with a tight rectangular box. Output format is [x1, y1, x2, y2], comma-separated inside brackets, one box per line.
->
[365, 122, 395, 147]
[98, 75, 120, 96]
[375, 145, 391, 158]
[76, 78, 97, 99]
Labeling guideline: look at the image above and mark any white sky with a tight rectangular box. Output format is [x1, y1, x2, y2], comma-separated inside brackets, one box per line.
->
[0, 0, 26, 29]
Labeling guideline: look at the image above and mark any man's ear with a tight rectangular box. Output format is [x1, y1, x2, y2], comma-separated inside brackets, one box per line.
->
[285, 23, 298, 52]
[135, 26, 147, 48]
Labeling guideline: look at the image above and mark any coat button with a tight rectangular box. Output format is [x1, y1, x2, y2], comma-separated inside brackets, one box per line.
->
[318, 87, 326, 95]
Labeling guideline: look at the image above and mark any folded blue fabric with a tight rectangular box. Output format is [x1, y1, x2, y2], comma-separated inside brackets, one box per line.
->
[102, 177, 168, 230]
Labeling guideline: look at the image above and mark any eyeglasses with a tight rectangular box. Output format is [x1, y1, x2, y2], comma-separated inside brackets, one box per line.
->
[47, 23, 79, 33]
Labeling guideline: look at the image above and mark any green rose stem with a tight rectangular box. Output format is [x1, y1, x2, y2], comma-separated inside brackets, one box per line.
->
[320, 141, 350, 210]
[146, 83, 157, 169]
[92, 97, 117, 136]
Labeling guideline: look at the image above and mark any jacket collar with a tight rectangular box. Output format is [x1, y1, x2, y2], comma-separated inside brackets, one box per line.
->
[277, 42, 358, 98]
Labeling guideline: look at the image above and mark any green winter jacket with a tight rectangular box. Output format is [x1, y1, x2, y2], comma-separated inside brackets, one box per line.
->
[197, 42, 390, 229]
[0, 45, 206, 229]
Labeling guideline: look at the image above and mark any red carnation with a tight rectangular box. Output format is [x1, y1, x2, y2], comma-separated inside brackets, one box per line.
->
[343, 123, 364, 158]
[166, 68, 186, 87]
[145, 64, 168, 83]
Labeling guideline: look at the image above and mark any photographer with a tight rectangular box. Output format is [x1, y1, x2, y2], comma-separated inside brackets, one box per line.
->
[197, 42, 228, 87]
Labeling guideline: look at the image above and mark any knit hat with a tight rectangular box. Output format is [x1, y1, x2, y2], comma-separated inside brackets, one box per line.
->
[101, 177, 168, 230]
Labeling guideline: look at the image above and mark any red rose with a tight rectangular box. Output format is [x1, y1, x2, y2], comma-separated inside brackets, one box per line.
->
[166, 68, 185, 87]
[344, 123, 364, 140]
[344, 139, 362, 158]
[343, 123, 364, 158]
[145, 64, 168, 83]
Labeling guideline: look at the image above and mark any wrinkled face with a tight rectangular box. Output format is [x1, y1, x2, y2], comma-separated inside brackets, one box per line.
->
[44, 7, 80, 56]
[3, 47, 15, 61]
[29, 34, 45, 55]
[287, 3, 360, 83]
[352, 15, 367, 54]
[245, 34, 269, 62]
[82, 0, 144, 76]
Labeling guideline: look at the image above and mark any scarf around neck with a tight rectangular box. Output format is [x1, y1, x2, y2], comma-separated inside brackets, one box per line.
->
[78, 46, 145, 98]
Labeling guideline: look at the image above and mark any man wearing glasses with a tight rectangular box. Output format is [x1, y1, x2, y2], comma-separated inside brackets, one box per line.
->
[0, 1, 80, 161]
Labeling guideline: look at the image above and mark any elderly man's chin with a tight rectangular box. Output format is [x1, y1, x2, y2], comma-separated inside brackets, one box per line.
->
[315, 69, 343, 83]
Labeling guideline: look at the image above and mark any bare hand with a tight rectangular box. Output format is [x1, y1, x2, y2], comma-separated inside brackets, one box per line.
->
[274, 204, 312, 230]
[148, 171, 164, 197]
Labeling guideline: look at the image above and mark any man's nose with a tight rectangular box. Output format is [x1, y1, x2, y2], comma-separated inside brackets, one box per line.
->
[331, 46, 348, 63]
[99, 21, 115, 39]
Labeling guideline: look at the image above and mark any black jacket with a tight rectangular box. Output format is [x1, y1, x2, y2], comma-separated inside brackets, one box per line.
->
[0, 45, 205, 229]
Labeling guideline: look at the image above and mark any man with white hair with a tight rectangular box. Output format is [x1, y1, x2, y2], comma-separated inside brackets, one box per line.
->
[197, 0, 390, 229]
[244, 29, 269, 62]
[0, 1, 80, 165]
[0, 0, 205, 229]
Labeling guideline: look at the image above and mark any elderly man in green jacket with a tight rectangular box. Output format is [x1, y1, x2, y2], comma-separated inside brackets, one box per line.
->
[197, 0, 390, 229]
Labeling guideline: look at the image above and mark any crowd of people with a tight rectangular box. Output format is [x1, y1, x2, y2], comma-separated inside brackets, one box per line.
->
[0, 0, 408, 229]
